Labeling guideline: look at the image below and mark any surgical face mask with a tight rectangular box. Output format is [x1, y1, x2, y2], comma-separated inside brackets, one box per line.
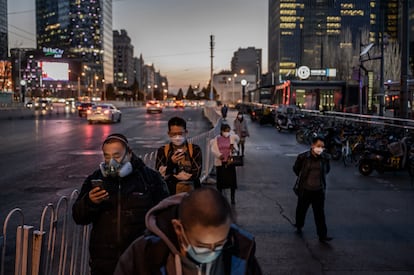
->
[313, 147, 324, 155]
[170, 135, 186, 146]
[222, 132, 230, 138]
[180, 230, 224, 264]
[185, 244, 223, 264]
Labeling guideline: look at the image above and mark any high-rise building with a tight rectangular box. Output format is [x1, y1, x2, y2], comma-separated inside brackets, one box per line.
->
[231, 47, 262, 85]
[268, 0, 402, 83]
[0, 0, 8, 60]
[35, 0, 113, 84]
[113, 30, 134, 88]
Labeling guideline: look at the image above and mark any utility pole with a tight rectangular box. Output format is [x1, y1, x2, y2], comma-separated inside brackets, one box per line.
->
[379, 0, 385, 116]
[400, 0, 410, 119]
[210, 35, 214, 101]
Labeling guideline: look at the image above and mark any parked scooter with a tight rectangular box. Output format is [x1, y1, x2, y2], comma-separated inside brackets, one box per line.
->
[358, 136, 414, 176]
[275, 113, 296, 132]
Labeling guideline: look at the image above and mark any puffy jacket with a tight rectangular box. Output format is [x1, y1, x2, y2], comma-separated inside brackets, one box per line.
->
[293, 150, 330, 194]
[72, 154, 169, 275]
[114, 193, 263, 275]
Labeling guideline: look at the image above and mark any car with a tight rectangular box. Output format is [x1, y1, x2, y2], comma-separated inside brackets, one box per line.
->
[25, 101, 34, 109]
[146, 100, 163, 113]
[87, 103, 122, 124]
[77, 102, 96, 117]
[174, 100, 185, 108]
[34, 99, 53, 111]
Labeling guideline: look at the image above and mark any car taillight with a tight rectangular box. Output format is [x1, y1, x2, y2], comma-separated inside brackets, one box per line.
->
[104, 110, 110, 114]
[86, 110, 92, 114]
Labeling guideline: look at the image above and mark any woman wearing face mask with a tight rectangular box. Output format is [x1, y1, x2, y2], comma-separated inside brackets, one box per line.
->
[292, 135, 332, 242]
[210, 124, 240, 204]
[233, 111, 249, 156]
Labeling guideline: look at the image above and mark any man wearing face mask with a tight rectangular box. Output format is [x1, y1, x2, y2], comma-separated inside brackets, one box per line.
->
[233, 111, 249, 156]
[72, 133, 169, 275]
[156, 116, 202, 195]
[114, 187, 263, 275]
[293, 135, 332, 242]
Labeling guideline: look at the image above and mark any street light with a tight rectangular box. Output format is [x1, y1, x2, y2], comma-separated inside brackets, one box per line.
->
[102, 79, 106, 101]
[232, 73, 237, 104]
[241, 79, 247, 104]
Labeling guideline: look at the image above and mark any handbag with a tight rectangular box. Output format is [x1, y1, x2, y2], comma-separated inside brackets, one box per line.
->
[293, 178, 300, 196]
[228, 155, 244, 166]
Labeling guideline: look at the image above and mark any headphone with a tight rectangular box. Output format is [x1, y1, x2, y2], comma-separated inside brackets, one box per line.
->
[99, 133, 133, 178]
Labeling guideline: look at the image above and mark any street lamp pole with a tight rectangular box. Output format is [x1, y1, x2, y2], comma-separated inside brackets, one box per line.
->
[232, 73, 237, 104]
[241, 79, 247, 105]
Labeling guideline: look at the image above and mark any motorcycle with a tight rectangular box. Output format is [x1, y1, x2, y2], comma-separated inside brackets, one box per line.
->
[358, 136, 414, 176]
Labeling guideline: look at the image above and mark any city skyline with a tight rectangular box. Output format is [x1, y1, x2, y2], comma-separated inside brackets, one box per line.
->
[7, 0, 268, 93]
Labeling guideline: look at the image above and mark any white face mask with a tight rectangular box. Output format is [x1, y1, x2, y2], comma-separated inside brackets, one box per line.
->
[170, 135, 186, 146]
[222, 132, 230, 138]
[313, 147, 324, 155]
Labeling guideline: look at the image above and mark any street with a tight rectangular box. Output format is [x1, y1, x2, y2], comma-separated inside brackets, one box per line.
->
[1, 107, 414, 274]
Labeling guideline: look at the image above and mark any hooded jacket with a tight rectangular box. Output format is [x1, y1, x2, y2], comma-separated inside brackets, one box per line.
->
[114, 193, 263, 275]
[72, 154, 169, 275]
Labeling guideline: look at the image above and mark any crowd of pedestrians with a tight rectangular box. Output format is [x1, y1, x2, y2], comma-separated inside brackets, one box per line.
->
[72, 106, 333, 274]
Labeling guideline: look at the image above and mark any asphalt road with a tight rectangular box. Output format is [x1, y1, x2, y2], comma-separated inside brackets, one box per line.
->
[1, 107, 414, 274]
[0, 106, 211, 226]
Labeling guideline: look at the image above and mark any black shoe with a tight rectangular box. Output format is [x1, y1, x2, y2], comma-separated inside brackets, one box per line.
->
[319, 236, 333, 242]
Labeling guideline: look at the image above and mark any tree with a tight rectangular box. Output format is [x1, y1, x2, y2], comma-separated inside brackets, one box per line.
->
[176, 88, 184, 100]
[186, 85, 196, 100]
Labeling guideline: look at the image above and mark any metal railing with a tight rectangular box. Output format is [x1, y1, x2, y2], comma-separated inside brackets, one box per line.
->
[0, 106, 222, 275]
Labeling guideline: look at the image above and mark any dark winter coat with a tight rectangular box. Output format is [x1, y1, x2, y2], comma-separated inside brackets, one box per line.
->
[72, 154, 169, 275]
[293, 150, 330, 195]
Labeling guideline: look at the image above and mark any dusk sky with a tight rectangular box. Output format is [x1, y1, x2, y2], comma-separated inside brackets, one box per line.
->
[8, 0, 268, 92]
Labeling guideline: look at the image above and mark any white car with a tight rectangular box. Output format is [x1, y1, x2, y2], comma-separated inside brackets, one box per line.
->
[146, 100, 163, 113]
[87, 103, 122, 124]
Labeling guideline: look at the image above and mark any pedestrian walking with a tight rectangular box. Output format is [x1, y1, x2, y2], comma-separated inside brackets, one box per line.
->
[293, 135, 333, 242]
[210, 123, 240, 204]
[233, 111, 249, 156]
[72, 133, 169, 275]
[221, 104, 228, 120]
[155, 116, 202, 195]
[114, 187, 263, 274]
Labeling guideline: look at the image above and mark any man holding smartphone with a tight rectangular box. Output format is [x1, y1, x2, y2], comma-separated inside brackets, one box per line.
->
[156, 116, 202, 194]
[72, 133, 169, 275]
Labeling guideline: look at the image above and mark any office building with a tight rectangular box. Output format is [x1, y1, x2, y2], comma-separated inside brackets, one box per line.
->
[231, 47, 262, 85]
[268, 0, 403, 83]
[113, 30, 134, 88]
[35, 0, 113, 84]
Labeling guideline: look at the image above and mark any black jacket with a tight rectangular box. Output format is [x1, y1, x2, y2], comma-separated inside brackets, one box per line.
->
[72, 154, 169, 275]
[115, 193, 263, 275]
[155, 142, 202, 194]
[293, 150, 330, 194]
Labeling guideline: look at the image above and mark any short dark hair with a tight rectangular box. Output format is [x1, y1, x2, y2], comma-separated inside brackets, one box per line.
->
[178, 187, 232, 229]
[312, 135, 325, 145]
[220, 123, 231, 132]
[168, 116, 187, 131]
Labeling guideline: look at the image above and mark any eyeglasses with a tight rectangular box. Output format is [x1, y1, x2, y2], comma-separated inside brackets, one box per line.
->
[181, 228, 227, 254]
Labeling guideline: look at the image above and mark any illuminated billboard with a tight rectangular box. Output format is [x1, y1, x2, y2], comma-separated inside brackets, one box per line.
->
[39, 61, 69, 81]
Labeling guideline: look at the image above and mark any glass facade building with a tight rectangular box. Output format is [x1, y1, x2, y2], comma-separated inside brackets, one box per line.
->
[35, 0, 113, 83]
[268, 0, 403, 83]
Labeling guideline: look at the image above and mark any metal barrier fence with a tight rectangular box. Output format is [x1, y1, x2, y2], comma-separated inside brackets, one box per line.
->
[0, 106, 222, 275]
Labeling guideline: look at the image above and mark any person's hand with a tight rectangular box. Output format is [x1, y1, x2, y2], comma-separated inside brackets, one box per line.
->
[171, 150, 185, 164]
[89, 187, 109, 204]
[219, 154, 225, 161]
[174, 171, 192, 181]
[158, 165, 167, 177]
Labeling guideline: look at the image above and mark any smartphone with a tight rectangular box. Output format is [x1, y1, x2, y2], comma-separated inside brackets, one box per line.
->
[91, 179, 104, 190]
[176, 149, 183, 153]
